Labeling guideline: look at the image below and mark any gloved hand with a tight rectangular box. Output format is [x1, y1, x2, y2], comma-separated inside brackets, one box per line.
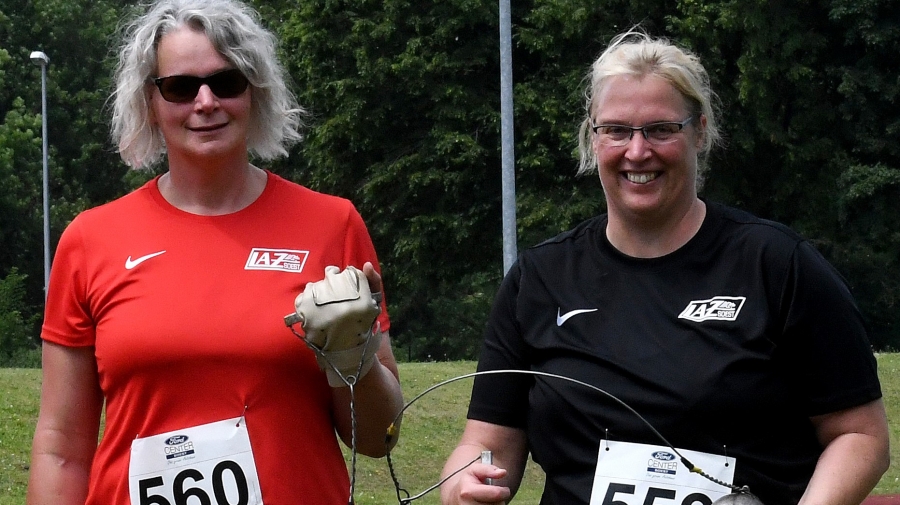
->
[284, 265, 383, 387]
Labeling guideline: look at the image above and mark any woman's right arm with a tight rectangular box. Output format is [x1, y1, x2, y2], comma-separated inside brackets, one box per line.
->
[440, 419, 529, 505]
[27, 341, 103, 505]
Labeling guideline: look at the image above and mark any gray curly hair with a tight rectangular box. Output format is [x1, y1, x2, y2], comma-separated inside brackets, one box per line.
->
[110, 0, 304, 168]
[576, 29, 722, 188]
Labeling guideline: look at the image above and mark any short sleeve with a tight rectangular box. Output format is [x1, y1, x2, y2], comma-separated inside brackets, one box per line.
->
[467, 260, 533, 428]
[779, 241, 881, 415]
[41, 215, 96, 347]
[343, 204, 391, 333]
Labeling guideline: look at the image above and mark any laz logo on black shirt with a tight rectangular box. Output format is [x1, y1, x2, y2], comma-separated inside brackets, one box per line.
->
[678, 296, 746, 322]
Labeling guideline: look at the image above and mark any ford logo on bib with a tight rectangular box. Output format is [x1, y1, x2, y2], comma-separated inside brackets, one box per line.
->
[165, 435, 188, 445]
[652, 451, 676, 461]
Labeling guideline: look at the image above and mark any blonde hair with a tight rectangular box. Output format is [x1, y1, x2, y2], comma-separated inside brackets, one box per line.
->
[110, 0, 304, 168]
[576, 29, 722, 187]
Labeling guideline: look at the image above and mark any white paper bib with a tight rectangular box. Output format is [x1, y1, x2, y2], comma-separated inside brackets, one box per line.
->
[590, 440, 736, 505]
[128, 417, 264, 505]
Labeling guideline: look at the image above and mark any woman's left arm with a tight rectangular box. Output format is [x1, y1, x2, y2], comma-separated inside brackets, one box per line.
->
[331, 262, 404, 458]
[331, 330, 403, 457]
[800, 398, 890, 505]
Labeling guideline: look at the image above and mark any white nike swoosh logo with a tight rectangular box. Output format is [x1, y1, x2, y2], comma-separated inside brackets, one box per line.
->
[125, 250, 167, 270]
[556, 308, 598, 326]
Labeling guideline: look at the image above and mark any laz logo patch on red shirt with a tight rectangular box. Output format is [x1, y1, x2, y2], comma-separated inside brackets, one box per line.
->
[244, 248, 309, 273]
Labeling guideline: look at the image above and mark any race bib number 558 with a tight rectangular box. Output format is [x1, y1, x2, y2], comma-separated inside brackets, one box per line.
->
[129, 417, 263, 505]
[590, 440, 735, 505]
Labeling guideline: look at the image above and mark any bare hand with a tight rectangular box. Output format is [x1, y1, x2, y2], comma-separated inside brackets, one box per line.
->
[445, 463, 510, 505]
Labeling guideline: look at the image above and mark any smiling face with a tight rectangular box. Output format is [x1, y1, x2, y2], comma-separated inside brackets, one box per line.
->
[592, 74, 705, 226]
[149, 26, 251, 167]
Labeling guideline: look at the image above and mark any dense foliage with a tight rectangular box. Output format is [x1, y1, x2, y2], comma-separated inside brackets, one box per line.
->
[0, 268, 40, 366]
[0, 0, 897, 364]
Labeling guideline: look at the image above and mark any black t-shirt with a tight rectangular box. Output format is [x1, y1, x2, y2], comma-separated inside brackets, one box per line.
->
[468, 202, 881, 505]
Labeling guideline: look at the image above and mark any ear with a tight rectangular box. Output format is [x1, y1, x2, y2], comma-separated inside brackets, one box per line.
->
[147, 90, 159, 127]
[695, 114, 708, 149]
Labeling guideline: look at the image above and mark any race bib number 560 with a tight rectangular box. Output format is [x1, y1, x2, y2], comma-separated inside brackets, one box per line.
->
[129, 417, 263, 505]
[590, 440, 735, 505]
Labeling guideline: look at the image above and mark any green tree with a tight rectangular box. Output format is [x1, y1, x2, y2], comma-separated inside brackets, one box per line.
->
[828, 0, 900, 348]
[1, 0, 897, 361]
[0, 268, 40, 367]
[671, 0, 900, 348]
[275, 0, 900, 355]
[276, 0, 506, 359]
[0, 0, 127, 341]
[0, 42, 51, 337]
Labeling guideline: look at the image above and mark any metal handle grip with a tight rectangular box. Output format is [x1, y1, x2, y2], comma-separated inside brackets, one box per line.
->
[481, 450, 493, 486]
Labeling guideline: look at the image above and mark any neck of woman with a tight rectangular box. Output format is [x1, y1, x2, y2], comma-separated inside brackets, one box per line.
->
[605, 198, 706, 259]
[158, 154, 266, 216]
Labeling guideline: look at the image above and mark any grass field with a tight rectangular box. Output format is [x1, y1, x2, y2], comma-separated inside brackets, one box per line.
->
[2, 356, 900, 504]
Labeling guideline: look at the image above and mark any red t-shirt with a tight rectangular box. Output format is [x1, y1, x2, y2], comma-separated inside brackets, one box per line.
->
[42, 171, 390, 505]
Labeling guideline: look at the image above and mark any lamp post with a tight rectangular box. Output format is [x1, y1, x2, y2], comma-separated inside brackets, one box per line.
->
[499, 0, 517, 274]
[30, 50, 50, 299]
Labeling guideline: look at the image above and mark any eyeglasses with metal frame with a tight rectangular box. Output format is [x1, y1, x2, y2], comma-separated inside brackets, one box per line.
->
[591, 116, 694, 146]
[151, 68, 249, 103]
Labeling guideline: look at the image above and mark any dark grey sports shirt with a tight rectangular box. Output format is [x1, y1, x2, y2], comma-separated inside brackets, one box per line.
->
[468, 201, 881, 505]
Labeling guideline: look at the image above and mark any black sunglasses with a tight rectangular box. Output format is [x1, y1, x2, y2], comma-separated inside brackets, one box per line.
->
[152, 68, 249, 103]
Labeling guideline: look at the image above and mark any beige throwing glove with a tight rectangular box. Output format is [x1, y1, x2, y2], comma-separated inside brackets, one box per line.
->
[284, 265, 382, 387]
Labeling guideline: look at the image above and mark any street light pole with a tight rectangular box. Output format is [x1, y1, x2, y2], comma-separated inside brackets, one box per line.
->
[499, 0, 517, 274]
[30, 50, 50, 299]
